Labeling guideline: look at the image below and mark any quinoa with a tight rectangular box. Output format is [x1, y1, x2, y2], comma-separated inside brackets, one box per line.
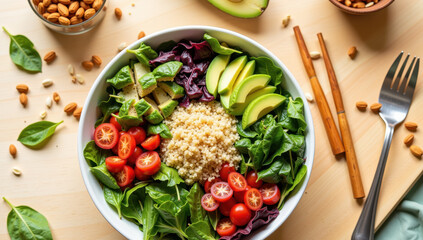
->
[160, 101, 241, 185]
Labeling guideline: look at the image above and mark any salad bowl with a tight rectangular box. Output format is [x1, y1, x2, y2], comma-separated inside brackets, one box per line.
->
[77, 25, 315, 239]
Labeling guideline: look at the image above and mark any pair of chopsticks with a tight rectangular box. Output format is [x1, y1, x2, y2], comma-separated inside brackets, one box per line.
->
[293, 26, 365, 199]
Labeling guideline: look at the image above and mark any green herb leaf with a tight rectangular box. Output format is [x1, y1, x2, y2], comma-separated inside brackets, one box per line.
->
[142, 195, 159, 240]
[3, 197, 53, 240]
[185, 220, 216, 240]
[17, 121, 63, 148]
[236, 121, 258, 138]
[257, 160, 283, 183]
[3, 27, 42, 73]
[154, 201, 189, 239]
[287, 97, 307, 134]
[152, 163, 184, 187]
[278, 165, 307, 210]
[121, 197, 143, 225]
[251, 56, 283, 86]
[207, 210, 220, 231]
[103, 187, 125, 219]
[203, 33, 242, 55]
[83, 140, 109, 167]
[234, 138, 252, 154]
[98, 87, 121, 123]
[187, 183, 207, 224]
[90, 163, 120, 190]
[147, 123, 173, 139]
[122, 183, 148, 207]
[239, 154, 248, 175]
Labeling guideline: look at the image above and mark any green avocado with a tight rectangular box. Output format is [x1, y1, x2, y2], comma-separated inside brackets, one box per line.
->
[137, 72, 157, 97]
[143, 97, 164, 124]
[133, 62, 150, 80]
[106, 65, 135, 89]
[229, 85, 276, 116]
[242, 93, 286, 129]
[117, 84, 140, 102]
[208, 0, 269, 18]
[158, 82, 185, 99]
[233, 60, 255, 88]
[159, 99, 179, 118]
[152, 87, 171, 105]
[114, 99, 143, 130]
[153, 61, 183, 81]
[220, 91, 231, 110]
[206, 54, 231, 97]
[134, 98, 152, 117]
[230, 74, 271, 107]
[218, 55, 247, 95]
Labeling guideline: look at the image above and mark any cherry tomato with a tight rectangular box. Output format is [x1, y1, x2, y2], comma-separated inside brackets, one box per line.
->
[216, 218, 237, 237]
[246, 171, 263, 188]
[211, 182, 233, 203]
[201, 193, 220, 212]
[141, 134, 161, 151]
[259, 183, 281, 205]
[204, 177, 222, 193]
[219, 197, 236, 217]
[115, 165, 135, 187]
[128, 126, 146, 145]
[135, 167, 151, 181]
[234, 185, 251, 203]
[94, 123, 119, 149]
[135, 151, 161, 175]
[109, 113, 121, 131]
[127, 147, 143, 166]
[228, 172, 247, 192]
[118, 133, 136, 159]
[230, 203, 252, 226]
[244, 188, 263, 211]
[111, 131, 125, 155]
[219, 163, 235, 181]
[105, 156, 127, 173]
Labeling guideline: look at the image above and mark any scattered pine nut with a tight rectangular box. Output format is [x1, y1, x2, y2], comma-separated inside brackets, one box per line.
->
[365, 2, 375, 7]
[42, 78, 54, 87]
[75, 74, 85, 84]
[305, 92, 314, 102]
[9, 144, 17, 158]
[67, 64, 75, 76]
[282, 15, 291, 28]
[40, 110, 47, 119]
[118, 42, 127, 51]
[71, 76, 77, 83]
[45, 97, 53, 108]
[12, 167, 22, 176]
[310, 51, 321, 60]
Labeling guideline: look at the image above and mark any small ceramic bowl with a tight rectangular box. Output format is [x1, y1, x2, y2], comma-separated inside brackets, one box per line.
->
[329, 0, 395, 15]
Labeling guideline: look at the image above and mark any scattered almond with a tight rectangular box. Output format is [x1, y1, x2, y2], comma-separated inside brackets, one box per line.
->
[84, 8, 96, 19]
[405, 122, 418, 132]
[92, 55, 102, 66]
[43, 50, 56, 64]
[410, 145, 423, 158]
[9, 144, 17, 158]
[305, 92, 314, 102]
[53, 92, 60, 103]
[115, 7, 122, 20]
[370, 103, 382, 113]
[73, 107, 82, 119]
[58, 16, 70, 25]
[12, 167, 22, 177]
[45, 97, 53, 108]
[118, 42, 127, 51]
[67, 64, 75, 76]
[64, 102, 77, 114]
[40, 110, 47, 119]
[82, 60, 94, 71]
[356, 101, 367, 111]
[348, 46, 358, 59]
[138, 31, 146, 39]
[42, 78, 54, 87]
[282, 15, 291, 28]
[310, 51, 321, 60]
[19, 93, 28, 107]
[16, 84, 29, 94]
[404, 134, 414, 146]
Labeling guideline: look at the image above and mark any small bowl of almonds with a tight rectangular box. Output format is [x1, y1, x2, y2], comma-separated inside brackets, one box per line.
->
[329, 0, 394, 15]
[28, 0, 108, 35]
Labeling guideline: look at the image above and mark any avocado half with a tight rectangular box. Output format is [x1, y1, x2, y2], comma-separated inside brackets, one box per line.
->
[208, 0, 269, 18]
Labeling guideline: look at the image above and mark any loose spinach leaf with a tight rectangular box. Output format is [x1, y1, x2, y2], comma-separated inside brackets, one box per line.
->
[90, 163, 120, 190]
[147, 123, 172, 139]
[142, 195, 159, 240]
[154, 201, 189, 239]
[152, 163, 184, 187]
[278, 165, 307, 210]
[257, 160, 283, 183]
[236, 121, 258, 138]
[17, 120, 63, 148]
[287, 97, 307, 134]
[3, 197, 53, 240]
[203, 33, 242, 55]
[3, 27, 42, 73]
[103, 187, 125, 219]
[234, 138, 251, 154]
[187, 183, 207, 224]
[250, 56, 283, 86]
[207, 210, 220, 231]
[83, 140, 109, 167]
[185, 220, 216, 240]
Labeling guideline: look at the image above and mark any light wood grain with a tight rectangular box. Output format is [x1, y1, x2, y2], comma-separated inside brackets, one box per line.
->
[1, 0, 423, 239]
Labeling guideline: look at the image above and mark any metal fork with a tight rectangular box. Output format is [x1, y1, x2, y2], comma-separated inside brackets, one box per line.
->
[352, 52, 420, 240]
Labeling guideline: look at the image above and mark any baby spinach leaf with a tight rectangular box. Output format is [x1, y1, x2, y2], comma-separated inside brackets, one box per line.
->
[122, 197, 143, 225]
[290, 134, 305, 153]
[154, 201, 189, 239]
[278, 165, 307, 210]
[187, 183, 207, 224]
[90, 163, 120, 190]
[185, 220, 215, 240]
[278, 108, 298, 132]
[207, 210, 220, 231]
[146, 182, 189, 206]
[17, 120, 63, 148]
[3, 27, 42, 73]
[236, 121, 258, 139]
[250, 56, 283, 86]
[152, 163, 184, 187]
[106, 65, 134, 89]
[203, 33, 242, 55]
[287, 97, 307, 134]
[147, 123, 172, 139]
[98, 87, 121, 123]
[122, 183, 148, 207]
[127, 42, 158, 67]
[249, 140, 264, 170]
[257, 160, 283, 183]
[3, 197, 53, 240]
[239, 154, 248, 175]
[83, 140, 109, 167]
[142, 195, 159, 240]
[261, 123, 284, 166]
[234, 138, 252, 154]
[103, 187, 125, 219]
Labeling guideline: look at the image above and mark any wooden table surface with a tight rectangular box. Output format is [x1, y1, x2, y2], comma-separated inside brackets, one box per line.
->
[2, 0, 423, 239]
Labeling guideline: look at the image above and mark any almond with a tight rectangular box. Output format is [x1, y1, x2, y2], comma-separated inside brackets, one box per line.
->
[9, 144, 17, 158]
[70, 16, 82, 25]
[16, 84, 29, 94]
[75, 7, 84, 18]
[58, 16, 70, 25]
[410, 145, 423, 158]
[58, 0, 70, 5]
[91, 55, 102, 66]
[38, 2, 45, 14]
[47, 12, 60, 23]
[84, 8, 96, 19]
[92, 0, 103, 11]
[47, 3, 57, 12]
[33, 0, 40, 6]
[82, 60, 94, 71]
[80, 1, 89, 10]
[73, 107, 82, 119]
[83, 0, 94, 4]
[58, 3, 69, 16]
[405, 122, 418, 132]
[43, 0, 51, 7]
[64, 102, 77, 114]
[52, 0, 57, 3]
[115, 7, 122, 19]
[43, 12, 50, 19]
[348, 46, 358, 59]
[53, 92, 60, 103]
[138, 31, 146, 39]
[353, 2, 365, 8]
[68, 1, 79, 13]
[370, 103, 382, 113]
[43, 51, 56, 64]
[19, 93, 28, 107]
[404, 134, 414, 146]
[356, 101, 367, 111]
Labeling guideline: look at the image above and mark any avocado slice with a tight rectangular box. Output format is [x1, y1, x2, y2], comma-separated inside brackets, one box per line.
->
[242, 93, 286, 129]
[218, 55, 247, 95]
[152, 61, 183, 81]
[206, 54, 231, 97]
[208, 0, 269, 18]
[137, 72, 157, 97]
[133, 62, 151, 80]
[106, 65, 135, 89]
[229, 85, 276, 116]
[159, 99, 179, 118]
[152, 87, 171, 105]
[117, 83, 140, 102]
[158, 82, 185, 99]
[143, 97, 164, 124]
[233, 60, 255, 88]
[220, 91, 231, 110]
[230, 74, 271, 107]
[134, 98, 152, 117]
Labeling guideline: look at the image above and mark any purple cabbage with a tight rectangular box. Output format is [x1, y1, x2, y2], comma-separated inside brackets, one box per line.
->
[220, 207, 280, 240]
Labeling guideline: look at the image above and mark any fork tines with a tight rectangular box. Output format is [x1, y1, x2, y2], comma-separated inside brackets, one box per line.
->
[385, 52, 420, 97]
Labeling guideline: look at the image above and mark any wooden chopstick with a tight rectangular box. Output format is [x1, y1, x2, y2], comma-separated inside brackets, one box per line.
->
[293, 26, 345, 156]
[317, 33, 365, 199]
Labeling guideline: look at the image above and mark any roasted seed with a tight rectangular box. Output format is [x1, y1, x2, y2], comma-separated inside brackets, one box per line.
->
[310, 51, 321, 60]
[42, 78, 54, 87]
[45, 97, 53, 108]
[40, 110, 47, 119]
[75, 74, 85, 84]
[12, 167, 22, 176]
[118, 42, 127, 51]
[405, 122, 418, 132]
[67, 64, 75, 76]
[115, 8, 122, 19]
[370, 103, 382, 113]
[19, 93, 28, 107]
[305, 92, 314, 102]
[410, 145, 423, 158]
[64, 102, 77, 114]
[16, 84, 29, 94]
[92, 55, 102, 66]
[356, 101, 367, 111]
[9, 144, 17, 157]
[53, 92, 60, 103]
[404, 134, 414, 146]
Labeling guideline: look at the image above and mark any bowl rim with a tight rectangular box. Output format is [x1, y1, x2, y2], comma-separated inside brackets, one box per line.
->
[328, 0, 395, 14]
[77, 25, 315, 239]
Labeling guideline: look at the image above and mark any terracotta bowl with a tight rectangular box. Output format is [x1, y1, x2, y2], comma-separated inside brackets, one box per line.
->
[329, 0, 395, 15]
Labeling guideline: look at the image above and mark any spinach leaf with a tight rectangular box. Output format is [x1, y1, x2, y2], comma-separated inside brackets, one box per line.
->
[249, 140, 264, 170]
[278, 159, 292, 178]
[278, 108, 298, 132]
[83, 140, 109, 167]
[103, 187, 125, 219]
[257, 160, 283, 183]
[146, 182, 189, 207]
[154, 201, 189, 239]
[152, 163, 184, 187]
[185, 220, 216, 240]
[278, 165, 307, 210]
[203, 33, 242, 55]
[234, 138, 251, 154]
[250, 56, 283, 86]
[3, 197, 52, 240]
[98, 87, 121, 123]
[142, 195, 159, 240]
[122, 183, 148, 207]
[122, 197, 143, 225]
[258, 114, 276, 134]
[287, 97, 307, 134]
[3, 27, 42, 73]
[187, 183, 207, 224]
[17, 120, 63, 148]
[156, 40, 177, 52]
[207, 210, 220, 231]
[290, 134, 305, 153]
[127, 42, 158, 67]
[239, 154, 248, 175]
[90, 163, 120, 190]
[261, 123, 284, 166]
[106, 65, 134, 89]
[147, 123, 172, 139]
[236, 121, 258, 138]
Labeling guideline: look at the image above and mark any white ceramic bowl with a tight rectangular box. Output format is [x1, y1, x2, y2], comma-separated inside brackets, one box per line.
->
[77, 26, 315, 240]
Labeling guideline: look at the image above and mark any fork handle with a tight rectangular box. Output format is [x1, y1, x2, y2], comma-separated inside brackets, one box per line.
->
[352, 125, 395, 240]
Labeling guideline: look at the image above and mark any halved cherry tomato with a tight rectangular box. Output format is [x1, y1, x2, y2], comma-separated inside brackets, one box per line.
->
[118, 133, 136, 159]
[127, 147, 143, 166]
[112, 131, 125, 155]
[115, 165, 135, 187]
[201, 193, 220, 212]
[109, 113, 121, 131]
[128, 126, 146, 145]
[234, 185, 251, 203]
[216, 218, 237, 237]
[141, 134, 160, 151]
[211, 182, 233, 203]
[105, 156, 127, 173]
[259, 183, 281, 205]
[228, 172, 247, 192]
[204, 177, 222, 193]
[219, 163, 235, 181]
[246, 171, 263, 188]
[94, 123, 118, 149]
[135, 151, 161, 175]
[135, 167, 151, 181]
[219, 197, 236, 217]
[230, 203, 251, 226]
[244, 188, 263, 211]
